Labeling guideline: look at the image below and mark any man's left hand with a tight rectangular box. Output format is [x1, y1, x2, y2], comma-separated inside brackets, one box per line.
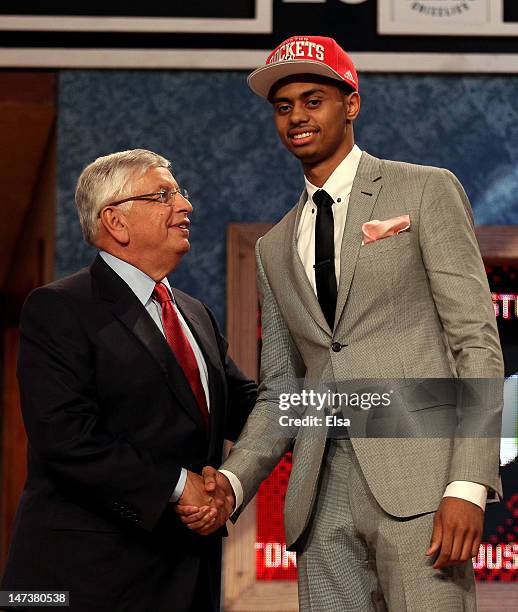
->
[426, 496, 483, 569]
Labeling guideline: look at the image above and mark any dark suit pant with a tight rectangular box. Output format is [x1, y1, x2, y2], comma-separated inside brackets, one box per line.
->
[1, 526, 221, 612]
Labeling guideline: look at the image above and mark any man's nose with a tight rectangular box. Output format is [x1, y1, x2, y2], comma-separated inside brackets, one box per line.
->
[290, 102, 309, 125]
[176, 193, 193, 212]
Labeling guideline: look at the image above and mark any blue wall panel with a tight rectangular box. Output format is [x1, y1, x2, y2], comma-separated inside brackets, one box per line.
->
[57, 71, 518, 326]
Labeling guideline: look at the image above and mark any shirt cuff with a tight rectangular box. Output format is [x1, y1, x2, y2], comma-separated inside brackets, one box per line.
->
[170, 467, 188, 503]
[219, 469, 243, 517]
[443, 480, 488, 511]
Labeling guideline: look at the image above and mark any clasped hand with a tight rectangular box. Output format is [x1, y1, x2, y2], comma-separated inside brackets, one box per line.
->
[174, 468, 235, 535]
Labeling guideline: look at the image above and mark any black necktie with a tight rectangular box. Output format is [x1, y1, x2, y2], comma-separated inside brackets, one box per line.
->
[313, 189, 337, 330]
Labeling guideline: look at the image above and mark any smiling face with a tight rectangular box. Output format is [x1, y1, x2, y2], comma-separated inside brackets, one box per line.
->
[98, 165, 193, 279]
[270, 75, 359, 183]
[125, 166, 192, 277]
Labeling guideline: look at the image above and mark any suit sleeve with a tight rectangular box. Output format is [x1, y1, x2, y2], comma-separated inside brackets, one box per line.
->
[17, 287, 179, 532]
[202, 304, 258, 442]
[418, 168, 504, 494]
[221, 239, 306, 515]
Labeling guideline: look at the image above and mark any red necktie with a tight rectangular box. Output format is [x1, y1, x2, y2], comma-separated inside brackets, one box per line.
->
[153, 282, 209, 430]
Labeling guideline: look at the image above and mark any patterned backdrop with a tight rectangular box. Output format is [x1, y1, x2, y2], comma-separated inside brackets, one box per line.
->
[57, 71, 518, 327]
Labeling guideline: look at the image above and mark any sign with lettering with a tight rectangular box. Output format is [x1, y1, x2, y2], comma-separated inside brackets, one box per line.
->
[1, 1, 518, 70]
[379, 0, 518, 36]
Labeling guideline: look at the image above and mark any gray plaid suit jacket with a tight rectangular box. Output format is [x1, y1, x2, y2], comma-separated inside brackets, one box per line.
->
[222, 151, 504, 549]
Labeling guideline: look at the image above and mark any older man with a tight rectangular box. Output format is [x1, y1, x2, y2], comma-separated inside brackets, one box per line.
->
[1, 149, 257, 611]
[179, 37, 504, 611]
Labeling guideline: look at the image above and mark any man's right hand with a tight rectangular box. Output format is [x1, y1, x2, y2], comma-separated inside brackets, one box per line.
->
[175, 467, 235, 535]
[178, 470, 215, 506]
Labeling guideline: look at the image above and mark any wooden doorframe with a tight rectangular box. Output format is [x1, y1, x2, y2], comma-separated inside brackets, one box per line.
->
[224, 223, 297, 611]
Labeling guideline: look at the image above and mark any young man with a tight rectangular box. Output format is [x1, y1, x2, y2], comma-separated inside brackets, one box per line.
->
[1, 149, 257, 611]
[179, 37, 503, 611]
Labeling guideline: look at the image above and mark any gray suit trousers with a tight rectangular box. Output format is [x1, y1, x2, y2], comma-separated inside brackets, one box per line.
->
[296, 440, 476, 612]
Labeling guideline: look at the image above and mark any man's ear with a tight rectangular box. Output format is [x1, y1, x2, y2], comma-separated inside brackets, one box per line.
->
[99, 206, 130, 245]
[344, 92, 360, 122]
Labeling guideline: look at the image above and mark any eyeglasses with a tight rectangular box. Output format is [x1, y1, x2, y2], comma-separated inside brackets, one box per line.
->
[107, 187, 190, 208]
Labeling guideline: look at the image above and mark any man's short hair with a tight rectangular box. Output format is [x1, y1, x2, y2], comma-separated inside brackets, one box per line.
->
[75, 149, 170, 245]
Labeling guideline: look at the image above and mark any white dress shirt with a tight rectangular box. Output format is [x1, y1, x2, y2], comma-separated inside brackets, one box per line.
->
[100, 251, 210, 502]
[222, 145, 488, 513]
[297, 144, 362, 290]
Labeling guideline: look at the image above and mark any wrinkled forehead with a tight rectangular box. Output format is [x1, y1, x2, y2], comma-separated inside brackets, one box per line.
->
[131, 165, 176, 190]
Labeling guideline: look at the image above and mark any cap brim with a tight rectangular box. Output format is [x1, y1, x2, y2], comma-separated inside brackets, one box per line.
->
[247, 60, 352, 99]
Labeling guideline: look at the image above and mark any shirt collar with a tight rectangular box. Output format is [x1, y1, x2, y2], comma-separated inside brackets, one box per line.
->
[99, 251, 173, 306]
[304, 144, 362, 205]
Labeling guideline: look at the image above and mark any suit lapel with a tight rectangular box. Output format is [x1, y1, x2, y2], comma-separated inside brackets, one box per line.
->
[334, 152, 383, 329]
[288, 190, 331, 335]
[173, 290, 225, 447]
[91, 256, 207, 434]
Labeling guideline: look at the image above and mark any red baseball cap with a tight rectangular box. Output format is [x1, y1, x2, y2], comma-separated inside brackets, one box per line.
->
[248, 35, 358, 99]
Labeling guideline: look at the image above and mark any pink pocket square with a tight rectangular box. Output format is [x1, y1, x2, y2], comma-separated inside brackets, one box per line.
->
[361, 215, 410, 245]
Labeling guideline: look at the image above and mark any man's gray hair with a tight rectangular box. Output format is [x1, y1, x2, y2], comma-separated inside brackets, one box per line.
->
[75, 149, 171, 244]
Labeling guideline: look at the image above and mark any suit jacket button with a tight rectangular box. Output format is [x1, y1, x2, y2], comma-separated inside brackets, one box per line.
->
[331, 342, 343, 352]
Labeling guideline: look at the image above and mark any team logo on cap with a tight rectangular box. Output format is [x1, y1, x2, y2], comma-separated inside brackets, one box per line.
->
[267, 39, 325, 65]
[248, 35, 359, 99]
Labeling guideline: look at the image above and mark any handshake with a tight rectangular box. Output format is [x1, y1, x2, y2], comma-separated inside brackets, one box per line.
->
[174, 468, 235, 535]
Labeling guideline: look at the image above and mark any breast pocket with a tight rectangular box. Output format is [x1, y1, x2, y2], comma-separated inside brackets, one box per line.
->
[358, 231, 412, 258]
